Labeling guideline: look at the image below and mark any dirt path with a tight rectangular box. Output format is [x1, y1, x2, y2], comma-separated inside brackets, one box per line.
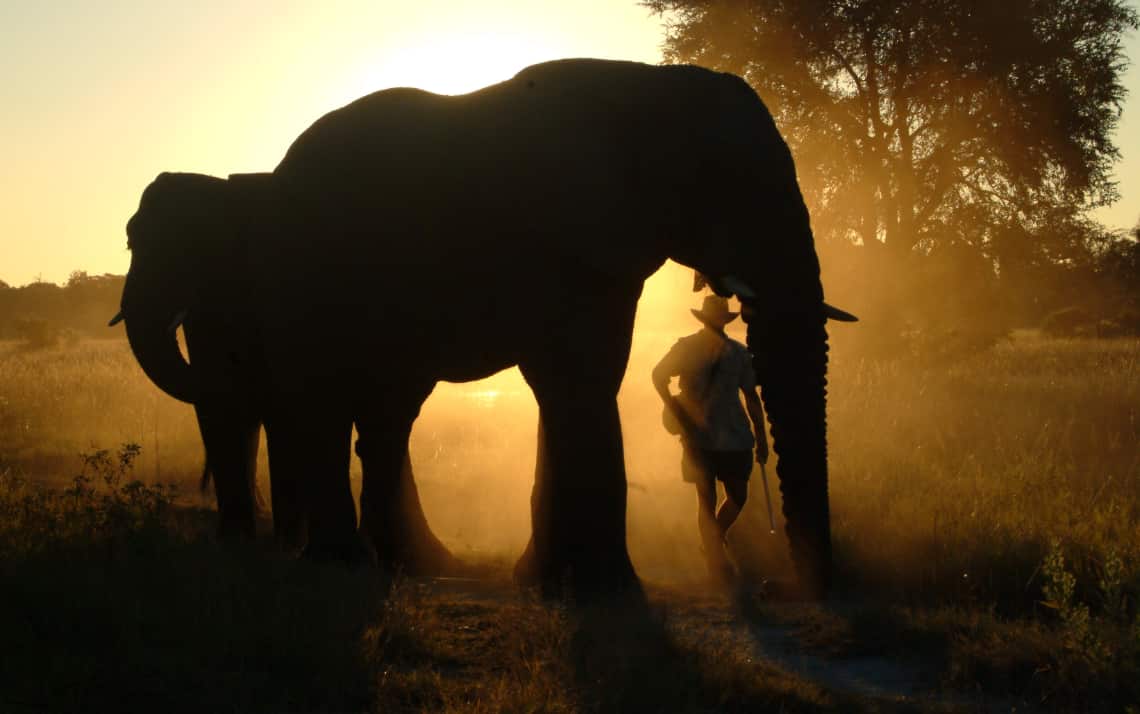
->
[745, 619, 929, 700]
[662, 594, 931, 700]
[415, 576, 967, 710]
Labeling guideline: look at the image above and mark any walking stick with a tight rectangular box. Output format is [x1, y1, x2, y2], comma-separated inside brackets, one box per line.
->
[759, 461, 776, 534]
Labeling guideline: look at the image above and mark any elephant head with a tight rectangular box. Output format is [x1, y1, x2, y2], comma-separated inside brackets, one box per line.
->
[112, 172, 238, 403]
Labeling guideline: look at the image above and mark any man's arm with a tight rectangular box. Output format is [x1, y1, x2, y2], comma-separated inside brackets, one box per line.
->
[653, 346, 698, 436]
[651, 359, 675, 404]
[743, 388, 769, 464]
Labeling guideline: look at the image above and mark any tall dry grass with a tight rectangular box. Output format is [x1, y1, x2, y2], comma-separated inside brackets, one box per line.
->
[2, 327, 1136, 611]
[2, 308, 1137, 709]
[826, 335, 1139, 613]
[0, 339, 202, 486]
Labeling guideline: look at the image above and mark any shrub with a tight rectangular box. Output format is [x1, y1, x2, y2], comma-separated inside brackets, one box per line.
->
[0, 444, 177, 559]
[1111, 308, 1140, 336]
[1041, 306, 1095, 337]
[12, 317, 61, 349]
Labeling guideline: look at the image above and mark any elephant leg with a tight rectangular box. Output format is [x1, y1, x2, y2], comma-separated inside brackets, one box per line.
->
[356, 383, 459, 575]
[519, 381, 641, 601]
[265, 423, 306, 550]
[195, 402, 258, 541]
[517, 290, 643, 603]
[512, 417, 547, 587]
[270, 409, 361, 564]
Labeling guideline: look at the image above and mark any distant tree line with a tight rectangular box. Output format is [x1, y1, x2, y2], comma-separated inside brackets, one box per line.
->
[0, 272, 125, 346]
[646, 0, 1139, 352]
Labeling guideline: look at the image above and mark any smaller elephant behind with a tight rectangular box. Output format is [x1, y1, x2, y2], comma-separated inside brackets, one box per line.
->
[114, 172, 456, 573]
[199, 460, 263, 520]
[112, 199, 291, 544]
[183, 306, 303, 546]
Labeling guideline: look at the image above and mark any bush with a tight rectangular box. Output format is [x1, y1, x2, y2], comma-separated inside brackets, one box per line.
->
[1110, 308, 1140, 336]
[0, 444, 178, 559]
[12, 317, 61, 349]
[1041, 306, 1094, 337]
[900, 323, 1011, 362]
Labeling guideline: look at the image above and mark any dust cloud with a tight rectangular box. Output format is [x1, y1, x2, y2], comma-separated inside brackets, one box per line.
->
[407, 261, 760, 584]
[0, 260, 772, 586]
[5, 252, 1135, 596]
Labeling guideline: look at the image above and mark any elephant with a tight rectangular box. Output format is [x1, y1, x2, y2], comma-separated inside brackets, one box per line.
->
[112, 184, 281, 542]
[114, 173, 458, 573]
[184, 304, 296, 545]
[116, 58, 852, 600]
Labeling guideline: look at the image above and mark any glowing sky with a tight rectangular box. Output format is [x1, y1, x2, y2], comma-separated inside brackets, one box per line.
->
[0, 1, 661, 286]
[1, 1, 1136, 286]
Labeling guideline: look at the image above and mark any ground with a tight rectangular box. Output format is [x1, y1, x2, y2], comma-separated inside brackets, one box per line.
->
[0, 326, 1137, 712]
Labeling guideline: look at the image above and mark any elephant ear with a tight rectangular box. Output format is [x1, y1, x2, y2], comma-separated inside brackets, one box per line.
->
[222, 172, 278, 260]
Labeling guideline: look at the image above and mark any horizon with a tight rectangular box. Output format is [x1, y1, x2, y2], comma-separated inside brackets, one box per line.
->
[1, 0, 1137, 287]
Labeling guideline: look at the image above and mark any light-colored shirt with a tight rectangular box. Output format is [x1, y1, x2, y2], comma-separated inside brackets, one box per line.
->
[655, 327, 757, 451]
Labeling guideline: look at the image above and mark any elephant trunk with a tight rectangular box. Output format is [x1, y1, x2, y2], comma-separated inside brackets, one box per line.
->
[747, 313, 831, 597]
[744, 267, 832, 599]
[121, 271, 197, 404]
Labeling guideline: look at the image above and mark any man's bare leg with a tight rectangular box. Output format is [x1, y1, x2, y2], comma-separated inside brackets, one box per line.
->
[695, 476, 732, 579]
[716, 476, 749, 537]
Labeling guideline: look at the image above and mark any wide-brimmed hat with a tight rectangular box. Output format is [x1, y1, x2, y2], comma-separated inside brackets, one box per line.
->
[691, 295, 739, 329]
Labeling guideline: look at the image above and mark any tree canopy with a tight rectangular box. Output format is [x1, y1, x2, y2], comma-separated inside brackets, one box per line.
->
[644, 0, 1138, 270]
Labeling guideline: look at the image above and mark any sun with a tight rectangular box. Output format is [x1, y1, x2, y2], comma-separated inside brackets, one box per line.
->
[343, 29, 573, 98]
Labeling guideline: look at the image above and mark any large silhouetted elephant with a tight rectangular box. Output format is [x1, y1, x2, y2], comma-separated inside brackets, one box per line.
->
[116, 58, 851, 599]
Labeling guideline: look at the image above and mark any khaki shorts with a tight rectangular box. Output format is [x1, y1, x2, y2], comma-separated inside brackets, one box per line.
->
[681, 447, 752, 484]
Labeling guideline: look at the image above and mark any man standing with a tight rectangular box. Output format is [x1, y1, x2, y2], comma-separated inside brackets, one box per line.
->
[653, 295, 769, 581]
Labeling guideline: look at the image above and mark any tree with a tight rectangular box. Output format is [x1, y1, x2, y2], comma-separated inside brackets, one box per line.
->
[1096, 222, 1139, 299]
[644, 0, 1137, 267]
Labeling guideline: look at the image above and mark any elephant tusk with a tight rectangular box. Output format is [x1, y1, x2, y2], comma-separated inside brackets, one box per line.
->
[824, 302, 858, 322]
[167, 309, 189, 334]
[692, 270, 709, 292]
[107, 310, 124, 327]
[695, 271, 758, 300]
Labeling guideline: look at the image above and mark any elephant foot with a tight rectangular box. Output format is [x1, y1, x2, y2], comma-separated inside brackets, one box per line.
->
[373, 536, 465, 577]
[301, 537, 374, 569]
[271, 500, 306, 552]
[512, 538, 541, 587]
[415, 538, 465, 576]
[788, 539, 832, 600]
[216, 515, 256, 543]
[512, 538, 566, 599]
[274, 522, 307, 554]
[514, 541, 645, 609]
[573, 555, 646, 609]
[364, 508, 465, 577]
[792, 562, 831, 601]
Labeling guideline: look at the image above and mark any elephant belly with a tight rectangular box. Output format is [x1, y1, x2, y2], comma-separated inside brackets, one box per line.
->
[423, 318, 525, 384]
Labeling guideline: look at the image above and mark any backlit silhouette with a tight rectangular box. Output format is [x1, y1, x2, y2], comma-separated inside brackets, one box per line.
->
[116, 59, 855, 600]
